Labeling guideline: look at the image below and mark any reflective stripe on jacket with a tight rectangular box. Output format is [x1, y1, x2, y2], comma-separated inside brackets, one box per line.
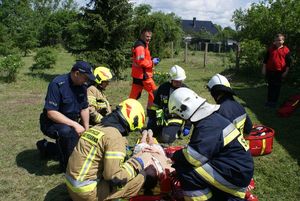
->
[172, 112, 253, 199]
[66, 126, 139, 193]
[87, 85, 111, 124]
[218, 98, 253, 135]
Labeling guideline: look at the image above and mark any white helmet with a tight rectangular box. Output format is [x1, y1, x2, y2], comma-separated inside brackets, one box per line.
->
[168, 88, 220, 122]
[207, 74, 235, 94]
[169, 65, 186, 81]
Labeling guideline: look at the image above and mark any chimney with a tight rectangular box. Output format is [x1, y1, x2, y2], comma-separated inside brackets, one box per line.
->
[193, 17, 196, 28]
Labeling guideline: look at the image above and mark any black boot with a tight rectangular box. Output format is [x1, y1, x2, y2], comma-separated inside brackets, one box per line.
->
[36, 139, 48, 159]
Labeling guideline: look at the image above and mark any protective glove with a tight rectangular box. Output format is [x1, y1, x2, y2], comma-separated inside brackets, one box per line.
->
[152, 58, 160, 65]
[182, 127, 190, 136]
[156, 109, 164, 126]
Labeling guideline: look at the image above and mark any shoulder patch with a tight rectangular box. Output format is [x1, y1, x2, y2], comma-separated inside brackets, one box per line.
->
[81, 128, 104, 146]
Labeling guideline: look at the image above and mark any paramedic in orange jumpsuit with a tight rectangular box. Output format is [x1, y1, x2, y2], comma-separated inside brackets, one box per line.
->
[129, 28, 160, 108]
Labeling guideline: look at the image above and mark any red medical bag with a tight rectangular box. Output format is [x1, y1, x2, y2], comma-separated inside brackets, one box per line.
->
[245, 125, 275, 156]
[277, 94, 300, 117]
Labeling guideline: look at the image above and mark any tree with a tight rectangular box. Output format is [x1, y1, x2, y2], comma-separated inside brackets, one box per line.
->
[39, 10, 77, 46]
[0, 0, 37, 55]
[132, 5, 183, 58]
[231, 0, 300, 81]
[65, 0, 134, 78]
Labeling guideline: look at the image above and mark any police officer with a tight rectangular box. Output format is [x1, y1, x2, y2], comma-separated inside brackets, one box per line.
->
[207, 74, 253, 135]
[168, 88, 254, 201]
[37, 61, 96, 171]
[147, 65, 191, 143]
[66, 99, 151, 201]
[87, 66, 113, 125]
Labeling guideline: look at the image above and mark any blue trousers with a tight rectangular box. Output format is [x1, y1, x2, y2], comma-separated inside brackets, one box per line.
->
[40, 114, 79, 170]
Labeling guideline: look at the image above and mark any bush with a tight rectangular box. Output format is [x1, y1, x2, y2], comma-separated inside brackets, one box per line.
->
[0, 54, 23, 83]
[153, 71, 169, 85]
[239, 39, 265, 73]
[31, 47, 57, 70]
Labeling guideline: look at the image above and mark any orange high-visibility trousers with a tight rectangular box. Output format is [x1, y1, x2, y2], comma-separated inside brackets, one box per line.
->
[129, 78, 157, 107]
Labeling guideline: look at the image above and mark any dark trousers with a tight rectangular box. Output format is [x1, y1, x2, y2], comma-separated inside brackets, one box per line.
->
[147, 119, 181, 143]
[266, 71, 283, 104]
[175, 165, 245, 201]
[40, 114, 79, 170]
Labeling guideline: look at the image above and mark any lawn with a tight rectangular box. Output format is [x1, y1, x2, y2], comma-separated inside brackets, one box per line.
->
[0, 49, 299, 201]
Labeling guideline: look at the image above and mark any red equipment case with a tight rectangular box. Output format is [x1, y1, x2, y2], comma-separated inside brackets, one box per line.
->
[245, 125, 275, 156]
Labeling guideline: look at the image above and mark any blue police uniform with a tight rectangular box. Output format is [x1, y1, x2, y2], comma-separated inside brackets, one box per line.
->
[172, 112, 254, 201]
[40, 73, 88, 170]
[218, 97, 253, 135]
[147, 82, 191, 143]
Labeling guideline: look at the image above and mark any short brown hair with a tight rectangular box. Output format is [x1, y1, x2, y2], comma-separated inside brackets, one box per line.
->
[275, 33, 285, 40]
[141, 28, 152, 35]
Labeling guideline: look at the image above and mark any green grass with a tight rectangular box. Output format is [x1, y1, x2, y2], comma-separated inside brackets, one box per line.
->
[0, 50, 299, 201]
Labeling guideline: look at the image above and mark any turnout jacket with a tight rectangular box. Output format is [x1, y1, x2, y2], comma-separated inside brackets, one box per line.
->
[131, 39, 154, 80]
[150, 82, 189, 126]
[218, 97, 253, 135]
[87, 85, 111, 125]
[66, 125, 144, 193]
[172, 112, 254, 199]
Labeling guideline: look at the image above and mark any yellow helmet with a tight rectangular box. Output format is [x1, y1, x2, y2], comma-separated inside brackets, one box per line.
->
[117, 99, 145, 131]
[94, 66, 113, 84]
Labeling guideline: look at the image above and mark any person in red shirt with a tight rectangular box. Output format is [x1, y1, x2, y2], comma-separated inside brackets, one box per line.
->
[262, 33, 292, 108]
[129, 28, 160, 109]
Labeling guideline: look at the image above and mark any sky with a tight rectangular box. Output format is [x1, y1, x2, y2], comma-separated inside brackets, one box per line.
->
[76, 0, 261, 28]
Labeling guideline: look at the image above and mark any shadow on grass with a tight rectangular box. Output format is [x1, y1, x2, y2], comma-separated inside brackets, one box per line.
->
[44, 183, 70, 201]
[16, 149, 62, 175]
[235, 84, 300, 164]
[25, 72, 59, 83]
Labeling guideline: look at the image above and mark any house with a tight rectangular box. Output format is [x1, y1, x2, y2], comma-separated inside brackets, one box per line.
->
[181, 17, 233, 52]
[181, 17, 219, 36]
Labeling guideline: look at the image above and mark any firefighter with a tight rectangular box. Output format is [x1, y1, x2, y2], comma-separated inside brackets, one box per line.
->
[66, 99, 152, 201]
[207, 73, 253, 135]
[37, 61, 96, 171]
[129, 28, 160, 108]
[168, 88, 254, 201]
[147, 65, 191, 143]
[87, 66, 112, 125]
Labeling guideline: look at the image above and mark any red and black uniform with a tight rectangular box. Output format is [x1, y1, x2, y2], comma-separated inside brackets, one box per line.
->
[129, 39, 156, 107]
[263, 45, 291, 105]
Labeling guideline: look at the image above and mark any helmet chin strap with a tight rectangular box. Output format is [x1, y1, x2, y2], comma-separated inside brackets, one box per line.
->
[101, 111, 129, 136]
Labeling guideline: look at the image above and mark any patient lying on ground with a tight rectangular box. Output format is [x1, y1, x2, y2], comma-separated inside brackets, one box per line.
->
[133, 129, 174, 195]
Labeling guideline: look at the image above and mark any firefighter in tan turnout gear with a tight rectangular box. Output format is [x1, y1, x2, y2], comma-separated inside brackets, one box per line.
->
[66, 99, 151, 201]
[87, 67, 113, 125]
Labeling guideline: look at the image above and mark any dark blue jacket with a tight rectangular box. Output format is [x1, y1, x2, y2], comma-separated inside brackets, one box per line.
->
[43, 73, 88, 121]
[218, 97, 253, 134]
[173, 112, 253, 189]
